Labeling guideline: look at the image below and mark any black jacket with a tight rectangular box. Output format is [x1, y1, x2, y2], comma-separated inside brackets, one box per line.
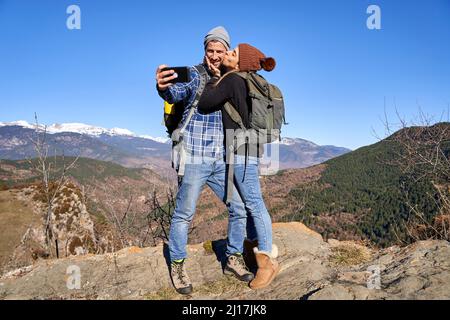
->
[198, 72, 263, 157]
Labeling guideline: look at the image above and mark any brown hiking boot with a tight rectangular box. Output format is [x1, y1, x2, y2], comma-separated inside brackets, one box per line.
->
[224, 253, 255, 282]
[243, 239, 258, 272]
[249, 245, 280, 290]
[170, 259, 193, 295]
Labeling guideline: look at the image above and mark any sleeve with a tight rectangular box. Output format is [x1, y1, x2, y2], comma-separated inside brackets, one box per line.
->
[198, 74, 237, 113]
[157, 67, 198, 104]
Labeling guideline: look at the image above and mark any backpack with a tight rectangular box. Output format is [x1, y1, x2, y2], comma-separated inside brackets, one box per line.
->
[164, 100, 184, 136]
[223, 71, 286, 144]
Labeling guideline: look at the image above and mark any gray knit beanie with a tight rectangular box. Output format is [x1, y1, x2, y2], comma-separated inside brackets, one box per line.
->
[203, 26, 230, 50]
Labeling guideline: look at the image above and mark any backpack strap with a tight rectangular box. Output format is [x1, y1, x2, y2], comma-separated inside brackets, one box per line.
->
[191, 64, 208, 108]
[172, 64, 208, 143]
[225, 138, 235, 204]
[223, 101, 246, 130]
[235, 71, 268, 96]
[172, 64, 208, 176]
[249, 72, 270, 97]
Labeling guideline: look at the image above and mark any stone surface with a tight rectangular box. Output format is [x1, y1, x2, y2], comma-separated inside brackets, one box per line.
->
[0, 222, 449, 300]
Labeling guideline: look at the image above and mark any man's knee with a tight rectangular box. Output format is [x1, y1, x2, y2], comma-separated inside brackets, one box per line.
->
[173, 194, 199, 222]
[228, 198, 247, 219]
[173, 179, 204, 222]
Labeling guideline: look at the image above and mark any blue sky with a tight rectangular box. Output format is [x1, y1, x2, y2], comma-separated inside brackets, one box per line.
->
[0, 0, 449, 150]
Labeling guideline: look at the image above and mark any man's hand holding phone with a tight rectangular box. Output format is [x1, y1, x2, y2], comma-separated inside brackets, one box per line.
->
[156, 65, 190, 91]
[156, 65, 176, 90]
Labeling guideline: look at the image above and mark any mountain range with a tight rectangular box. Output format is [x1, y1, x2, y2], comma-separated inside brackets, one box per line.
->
[0, 121, 351, 171]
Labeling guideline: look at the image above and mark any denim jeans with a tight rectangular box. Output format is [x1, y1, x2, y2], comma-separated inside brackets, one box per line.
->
[169, 155, 257, 261]
[233, 155, 273, 252]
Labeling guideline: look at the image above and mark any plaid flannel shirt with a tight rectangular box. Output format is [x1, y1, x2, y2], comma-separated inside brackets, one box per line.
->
[158, 65, 224, 159]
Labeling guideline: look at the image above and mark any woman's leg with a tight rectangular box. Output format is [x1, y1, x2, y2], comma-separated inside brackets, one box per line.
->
[204, 158, 247, 256]
[233, 155, 273, 253]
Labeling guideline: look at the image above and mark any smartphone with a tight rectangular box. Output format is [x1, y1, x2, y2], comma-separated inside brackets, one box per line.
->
[161, 66, 190, 84]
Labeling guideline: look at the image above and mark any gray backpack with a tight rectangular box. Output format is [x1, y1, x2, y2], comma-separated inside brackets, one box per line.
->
[224, 71, 286, 144]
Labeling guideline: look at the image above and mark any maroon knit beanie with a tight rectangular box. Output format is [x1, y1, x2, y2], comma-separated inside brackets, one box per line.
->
[238, 43, 276, 72]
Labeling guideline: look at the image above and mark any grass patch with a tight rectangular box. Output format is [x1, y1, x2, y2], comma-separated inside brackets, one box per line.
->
[195, 276, 248, 296]
[144, 276, 248, 300]
[144, 287, 179, 300]
[329, 243, 371, 266]
[203, 240, 214, 255]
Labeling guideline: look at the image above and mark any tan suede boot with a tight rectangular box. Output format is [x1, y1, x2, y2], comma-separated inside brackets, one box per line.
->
[249, 245, 280, 290]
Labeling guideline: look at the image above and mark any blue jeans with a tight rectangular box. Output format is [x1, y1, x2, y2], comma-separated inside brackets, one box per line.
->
[233, 155, 273, 252]
[169, 155, 257, 261]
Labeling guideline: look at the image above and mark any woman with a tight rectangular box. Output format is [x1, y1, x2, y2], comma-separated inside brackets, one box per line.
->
[198, 43, 279, 289]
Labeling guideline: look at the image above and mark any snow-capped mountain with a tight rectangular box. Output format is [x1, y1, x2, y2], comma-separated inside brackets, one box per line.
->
[279, 137, 319, 148]
[140, 135, 171, 144]
[0, 121, 170, 143]
[0, 120, 351, 170]
[0, 121, 172, 170]
[0, 121, 36, 130]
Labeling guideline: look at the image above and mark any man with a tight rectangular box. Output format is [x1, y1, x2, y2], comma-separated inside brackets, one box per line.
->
[156, 26, 255, 295]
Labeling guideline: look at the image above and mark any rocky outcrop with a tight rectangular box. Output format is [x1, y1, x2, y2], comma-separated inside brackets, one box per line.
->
[48, 183, 99, 256]
[0, 222, 449, 300]
[2, 184, 112, 274]
[311, 239, 450, 300]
